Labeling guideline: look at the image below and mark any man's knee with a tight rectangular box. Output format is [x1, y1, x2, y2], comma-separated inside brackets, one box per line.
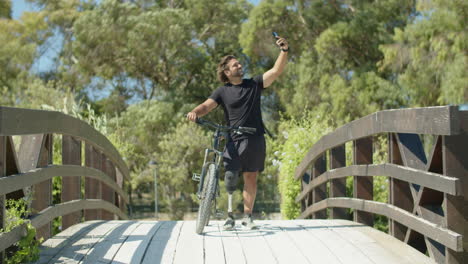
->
[225, 170, 239, 194]
[243, 171, 258, 183]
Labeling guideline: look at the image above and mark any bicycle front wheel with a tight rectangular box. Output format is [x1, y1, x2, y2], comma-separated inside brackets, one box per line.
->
[196, 163, 217, 234]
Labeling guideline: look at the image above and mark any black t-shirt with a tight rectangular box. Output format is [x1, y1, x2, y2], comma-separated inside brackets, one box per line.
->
[209, 75, 265, 141]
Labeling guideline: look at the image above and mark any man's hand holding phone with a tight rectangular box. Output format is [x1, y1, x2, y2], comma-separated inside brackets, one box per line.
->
[272, 32, 289, 52]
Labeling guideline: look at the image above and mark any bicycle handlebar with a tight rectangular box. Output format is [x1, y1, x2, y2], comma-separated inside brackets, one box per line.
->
[195, 118, 256, 135]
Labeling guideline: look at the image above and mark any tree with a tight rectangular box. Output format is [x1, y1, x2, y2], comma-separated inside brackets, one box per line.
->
[72, 0, 252, 114]
[175, 0, 252, 105]
[0, 10, 50, 105]
[240, 0, 415, 123]
[154, 120, 210, 219]
[72, 1, 207, 106]
[0, 0, 12, 19]
[379, 0, 468, 106]
[25, 0, 96, 93]
[108, 100, 182, 171]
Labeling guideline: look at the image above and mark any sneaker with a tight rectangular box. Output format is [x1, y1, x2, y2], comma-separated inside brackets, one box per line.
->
[241, 214, 258, 230]
[223, 215, 235, 230]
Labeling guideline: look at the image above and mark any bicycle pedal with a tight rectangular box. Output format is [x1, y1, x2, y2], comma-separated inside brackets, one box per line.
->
[192, 173, 201, 181]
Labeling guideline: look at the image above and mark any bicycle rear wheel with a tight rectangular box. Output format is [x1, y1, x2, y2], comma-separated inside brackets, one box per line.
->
[196, 163, 217, 234]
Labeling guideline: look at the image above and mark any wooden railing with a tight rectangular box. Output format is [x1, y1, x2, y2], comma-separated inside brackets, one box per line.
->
[295, 106, 467, 264]
[0, 106, 130, 258]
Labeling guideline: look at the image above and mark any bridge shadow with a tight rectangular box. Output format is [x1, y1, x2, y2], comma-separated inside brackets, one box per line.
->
[131, 221, 178, 264]
[39, 221, 135, 263]
[204, 228, 275, 237]
[259, 222, 368, 233]
[279, 223, 367, 231]
[38, 220, 176, 264]
[203, 222, 367, 238]
[80, 220, 148, 264]
[81, 221, 177, 264]
[37, 220, 105, 261]
[72, 221, 137, 264]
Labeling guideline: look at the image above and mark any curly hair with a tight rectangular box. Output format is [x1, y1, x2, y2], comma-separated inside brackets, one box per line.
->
[217, 55, 236, 83]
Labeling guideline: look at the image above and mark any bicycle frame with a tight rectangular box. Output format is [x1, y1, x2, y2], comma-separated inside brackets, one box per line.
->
[196, 128, 227, 198]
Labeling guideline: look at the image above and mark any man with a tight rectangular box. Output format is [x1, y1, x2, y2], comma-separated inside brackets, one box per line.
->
[187, 35, 289, 230]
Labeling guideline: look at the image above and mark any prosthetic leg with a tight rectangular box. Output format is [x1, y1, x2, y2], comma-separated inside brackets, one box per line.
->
[223, 170, 239, 230]
[228, 193, 233, 213]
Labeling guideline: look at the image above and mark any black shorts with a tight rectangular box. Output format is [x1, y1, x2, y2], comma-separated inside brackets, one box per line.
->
[223, 135, 266, 172]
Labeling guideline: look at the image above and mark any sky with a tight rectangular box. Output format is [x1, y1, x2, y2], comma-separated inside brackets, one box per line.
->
[12, 0, 37, 20]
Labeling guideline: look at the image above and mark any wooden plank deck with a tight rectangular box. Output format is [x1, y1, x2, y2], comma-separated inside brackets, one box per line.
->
[34, 219, 435, 264]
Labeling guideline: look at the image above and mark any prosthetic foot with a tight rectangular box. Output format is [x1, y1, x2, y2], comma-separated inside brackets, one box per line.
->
[223, 194, 235, 230]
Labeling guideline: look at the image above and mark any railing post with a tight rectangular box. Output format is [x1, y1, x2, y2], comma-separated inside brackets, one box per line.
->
[116, 169, 126, 214]
[313, 154, 327, 219]
[102, 156, 116, 220]
[330, 145, 347, 219]
[31, 134, 53, 241]
[62, 136, 82, 229]
[85, 144, 102, 220]
[0, 136, 6, 263]
[301, 167, 312, 218]
[353, 137, 373, 226]
[443, 110, 468, 264]
[388, 133, 412, 241]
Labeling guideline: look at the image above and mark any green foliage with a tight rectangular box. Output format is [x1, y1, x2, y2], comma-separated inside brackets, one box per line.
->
[2, 199, 42, 264]
[26, 0, 95, 93]
[241, 0, 416, 122]
[74, 2, 193, 87]
[108, 100, 179, 172]
[0, 0, 12, 19]
[272, 111, 334, 219]
[379, 0, 468, 105]
[2, 199, 29, 231]
[240, 0, 301, 64]
[0, 11, 50, 105]
[66, 0, 252, 114]
[155, 119, 211, 219]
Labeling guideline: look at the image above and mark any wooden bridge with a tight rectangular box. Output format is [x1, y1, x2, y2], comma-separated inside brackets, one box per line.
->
[0, 105, 466, 263]
[35, 219, 433, 264]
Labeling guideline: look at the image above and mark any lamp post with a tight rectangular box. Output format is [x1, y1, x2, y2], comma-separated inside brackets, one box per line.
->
[149, 160, 158, 219]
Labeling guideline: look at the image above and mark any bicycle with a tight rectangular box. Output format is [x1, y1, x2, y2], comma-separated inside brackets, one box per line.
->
[192, 118, 256, 234]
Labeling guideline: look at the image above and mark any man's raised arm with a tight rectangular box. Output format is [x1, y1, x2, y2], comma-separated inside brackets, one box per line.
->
[263, 36, 289, 88]
[187, 98, 218, 122]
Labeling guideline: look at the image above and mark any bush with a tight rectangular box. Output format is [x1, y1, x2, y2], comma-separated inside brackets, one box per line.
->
[272, 111, 333, 219]
[2, 199, 42, 264]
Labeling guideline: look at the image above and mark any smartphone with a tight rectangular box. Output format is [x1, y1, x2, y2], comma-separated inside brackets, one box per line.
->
[272, 32, 284, 46]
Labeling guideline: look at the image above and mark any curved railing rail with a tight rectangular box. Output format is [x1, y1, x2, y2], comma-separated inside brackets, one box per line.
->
[0, 107, 130, 179]
[295, 106, 467, 264]
[0, 106, 130, 256]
